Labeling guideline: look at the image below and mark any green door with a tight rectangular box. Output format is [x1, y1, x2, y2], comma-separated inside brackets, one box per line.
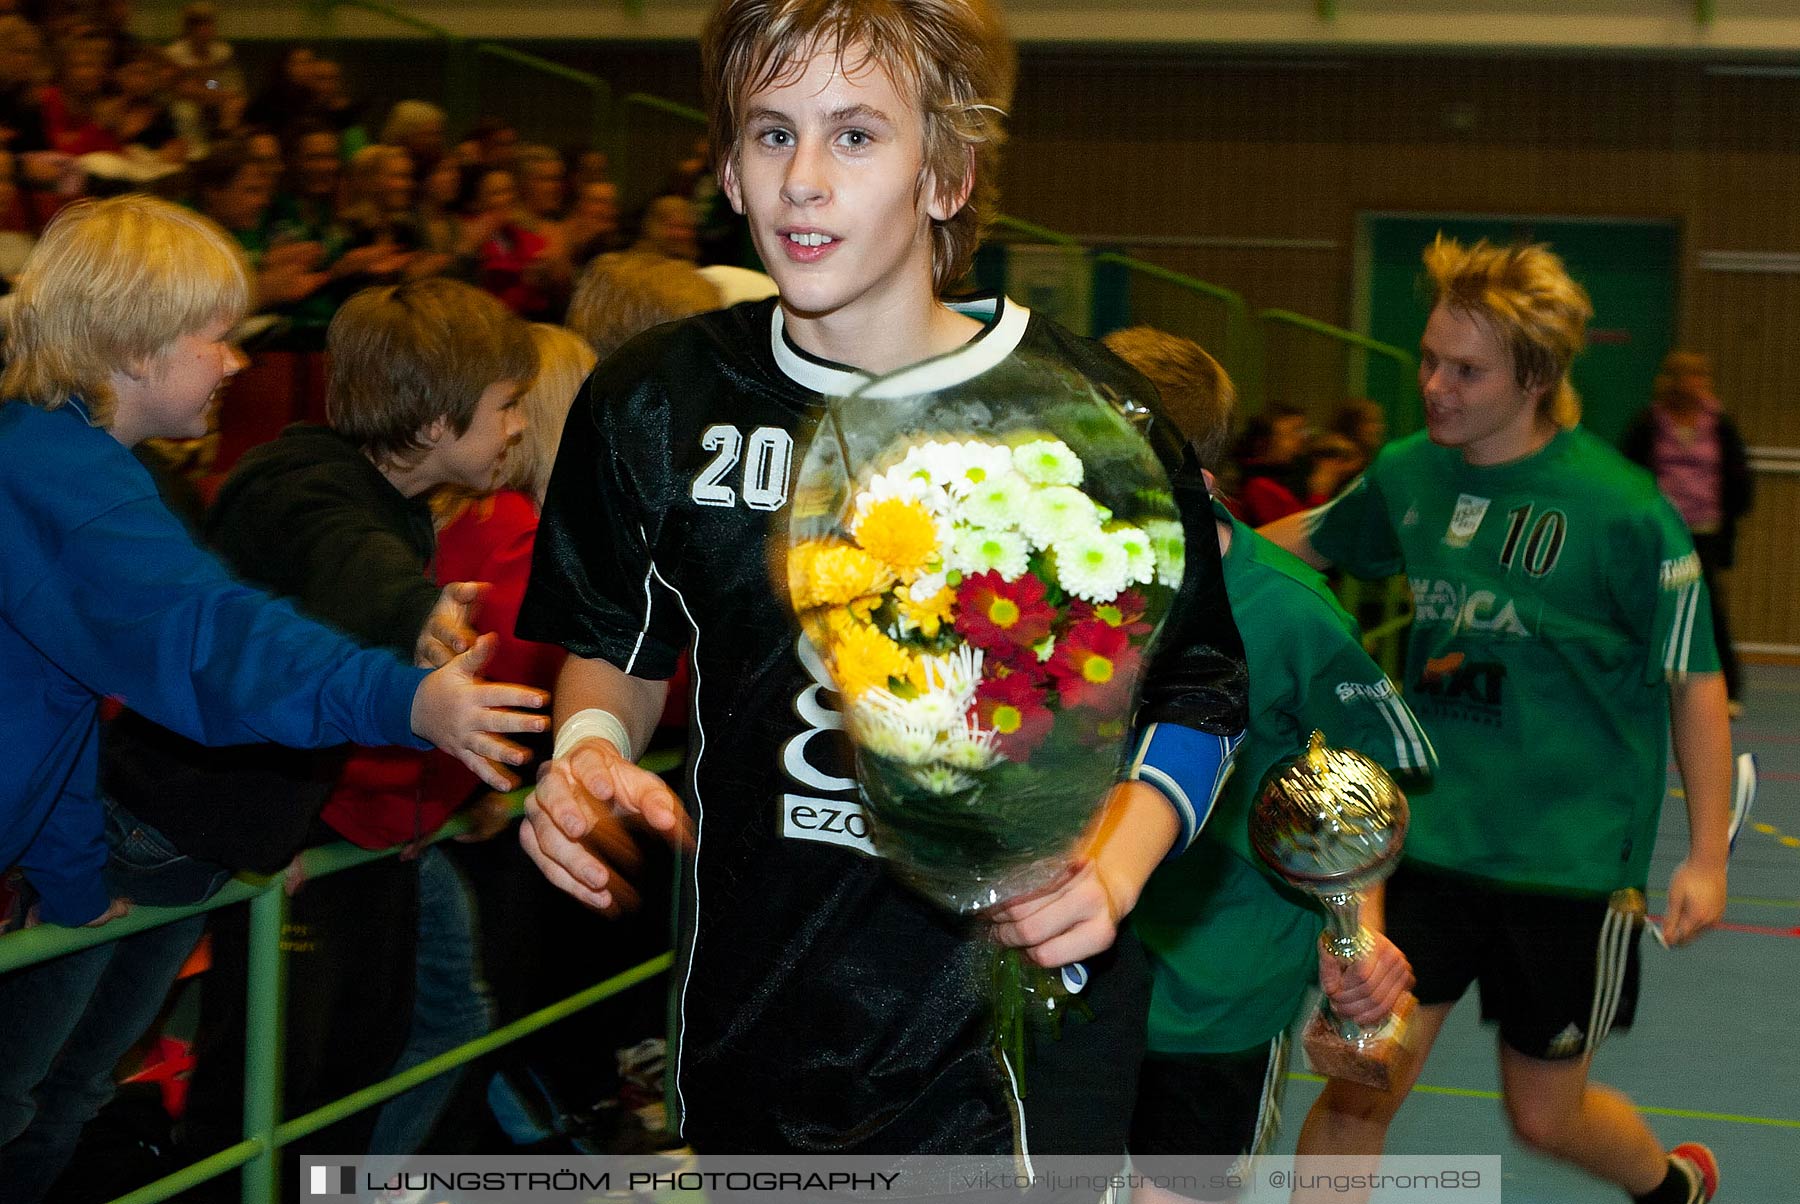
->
[1359, 214, 1678, 445]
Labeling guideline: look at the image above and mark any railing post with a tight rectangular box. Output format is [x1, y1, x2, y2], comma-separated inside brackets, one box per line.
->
[241, 885, 288, 1204]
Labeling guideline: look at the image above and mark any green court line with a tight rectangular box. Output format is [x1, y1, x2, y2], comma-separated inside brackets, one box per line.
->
[1645, 890, 1800, 908]
[1288, 1074, 1800, 1129]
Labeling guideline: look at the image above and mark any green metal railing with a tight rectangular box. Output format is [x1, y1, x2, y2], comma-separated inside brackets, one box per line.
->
[0, 789, 676, 1204]
[1256, 307, 1416, 422]
[475, 44, 613, 149]
[988, 215, 1264, 411]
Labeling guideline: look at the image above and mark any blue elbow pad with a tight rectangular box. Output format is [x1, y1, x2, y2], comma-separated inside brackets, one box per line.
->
[1128, 722, 1243, 858]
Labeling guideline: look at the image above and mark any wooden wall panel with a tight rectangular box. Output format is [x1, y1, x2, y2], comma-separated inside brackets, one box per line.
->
[998, 51, 1800, 645]
[1728, 475, 1800, 652]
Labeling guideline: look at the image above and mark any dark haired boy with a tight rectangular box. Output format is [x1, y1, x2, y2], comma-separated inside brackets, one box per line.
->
[170, 276, 539, 1170]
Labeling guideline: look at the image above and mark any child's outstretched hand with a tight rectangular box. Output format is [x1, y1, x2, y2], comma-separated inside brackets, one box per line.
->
[416, 581, 485, 667]
[521, 737, 692, 915]
[411, 633, 549, 790]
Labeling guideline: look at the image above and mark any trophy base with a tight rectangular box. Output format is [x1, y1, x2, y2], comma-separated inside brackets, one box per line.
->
[1301, 991, 1419, 1092]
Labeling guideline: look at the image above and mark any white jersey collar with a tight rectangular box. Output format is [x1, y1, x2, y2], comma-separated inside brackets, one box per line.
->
[770, 295, 1032, 399]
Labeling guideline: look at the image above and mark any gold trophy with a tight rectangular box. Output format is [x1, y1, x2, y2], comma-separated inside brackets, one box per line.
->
[1250, 731, 1417, 1091]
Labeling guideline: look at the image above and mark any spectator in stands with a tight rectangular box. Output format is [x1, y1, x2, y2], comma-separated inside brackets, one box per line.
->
[1230, 402, 1311, 525]
[462, 114, 517, 170]
[194, 141, 328, 313]
[309, 57, 367, 154]
[342, 143, 450, 281]
[565, 250, 721, 360]
[39, 35, 119, 157]
[271, 119, 409, 343]
[1622, 350, 1754, 713]
[464, 165, 570, 321]
[564, 145, 609, 192]
[90, 0, 140, 67]
[631, 193, 698, 262]
[560, 177, 620, 268]
[1304, 430, 1364, 502]
[102, 43, 185, 162]
[516, 143, 566, 223]
[273, 119, 343, 236]
[244, 44, 321, 132]
[0, 16, 48, 150]
[164, 1, 241, 94]
[417, 149, 466, 262]
[241, 123, 280, 180]
[342, 144, 413, 237]
[379, 98, 448, 170]
[1330, 396, 1387, 465]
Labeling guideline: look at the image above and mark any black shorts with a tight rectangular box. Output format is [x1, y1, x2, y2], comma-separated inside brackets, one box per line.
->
[1128, 1032, 1288, 1192]
[1384, 860, 1643, 1061]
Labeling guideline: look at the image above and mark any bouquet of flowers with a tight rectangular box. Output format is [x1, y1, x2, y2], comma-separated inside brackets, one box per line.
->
[785, 348, 1185, 1073]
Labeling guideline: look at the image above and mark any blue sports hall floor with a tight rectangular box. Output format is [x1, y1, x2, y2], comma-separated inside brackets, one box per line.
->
[1265, 662, 1800, 1202]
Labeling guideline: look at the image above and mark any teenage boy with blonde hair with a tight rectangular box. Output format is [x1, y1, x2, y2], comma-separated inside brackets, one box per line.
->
[0, 197, 543, 1201]
[1263, 237, 1731, 1204]
[517, 0, 1247, 1160]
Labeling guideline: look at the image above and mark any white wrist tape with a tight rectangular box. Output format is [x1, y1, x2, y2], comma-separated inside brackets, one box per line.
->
[553, 708, 634, 762]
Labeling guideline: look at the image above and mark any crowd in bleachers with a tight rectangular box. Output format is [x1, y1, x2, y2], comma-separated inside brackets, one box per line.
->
[0, 1, 733, 341]
[0, 4, 1752, 1204]
[0, 6, 775, 1196]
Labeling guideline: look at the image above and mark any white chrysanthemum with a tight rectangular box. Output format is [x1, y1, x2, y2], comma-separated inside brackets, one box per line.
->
[1052, 529, 1132, 603]
[1109, 524, 1157, 585]
[940, 716, 1002, 771]
[1012, 439, 1084, 487]
[894, 440, 975, 491]
[1034, 634, 1056, 663]
[940, 440, 1018, 497]
[910, 765, 977, 795]
[854, 466, 953, 522]
[1145, 518, 1187, 588]
[908, 566, 950, 601]
[1016, 484, 1101, 548]
[856, 645, 982, 735]
[926, 642, 984, 694]
[957, 469, 1030, 530]
[947, 525, 1031, 580]
[850, 705, 940, 766]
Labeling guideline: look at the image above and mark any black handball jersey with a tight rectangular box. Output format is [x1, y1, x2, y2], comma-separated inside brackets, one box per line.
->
[518, 295, 1247, 1156]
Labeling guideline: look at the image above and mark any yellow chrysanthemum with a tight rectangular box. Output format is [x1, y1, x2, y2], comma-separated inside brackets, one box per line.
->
[792, 540, 897, 609]
[827, 618, 915, 700]
[852, 497, 939, 582]
[896, 583, 956, 639]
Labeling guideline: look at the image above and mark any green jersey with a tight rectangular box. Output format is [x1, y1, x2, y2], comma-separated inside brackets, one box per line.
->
[1135, 505, 1435, 1054]
[1308, 428, 1716, 895]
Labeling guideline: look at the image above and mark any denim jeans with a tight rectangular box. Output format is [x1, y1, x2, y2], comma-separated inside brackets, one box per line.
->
[0, 799, 221, 1204]
[365, 845, 493, 1159]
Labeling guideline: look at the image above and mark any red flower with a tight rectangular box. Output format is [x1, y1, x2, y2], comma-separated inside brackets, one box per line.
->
[1046, 619, 1140, 711]
[1070, 589, 1152, 640]
[955, 570, 1055, 654]
[989, 653, 1049, 689]
[973, 673, 1054, 761]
